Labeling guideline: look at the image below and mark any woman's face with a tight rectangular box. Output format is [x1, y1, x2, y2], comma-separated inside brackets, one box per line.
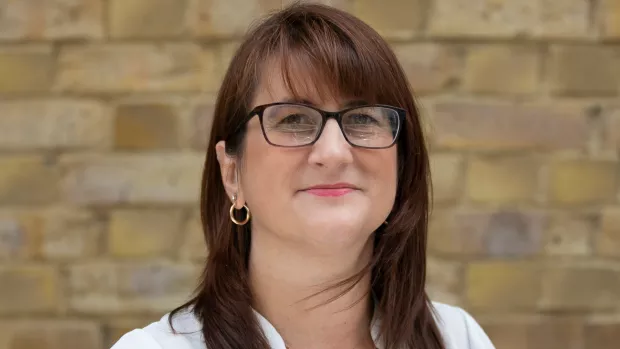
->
[217, 62, 398, 253]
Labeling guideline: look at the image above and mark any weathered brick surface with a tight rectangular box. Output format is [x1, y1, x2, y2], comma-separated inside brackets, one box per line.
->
[429, 154, 463, 204]
[354, 0, 428, 39]
[108, 209, 185, 257]
[109, 0, 189, 38]
[466, 156, 540, 204]
[539, 263, 620, 311]
[547, 45, 620, 96]
[544, 213, 593, 256]
[431, 101, 589, 151]
[428, 0, 589, 38]
[0, 320, 103, 349]
[1, 2, 619, 349]
[463, 45, 540, 95]
[0, 0, 103, 40]
[0, 46, 54, 94]
[0, 100, 110, 150]
[68, 261, 199, 314]
[600, 0, 620, 38]
[428, 209, 545, 257]
[597, 207, 620, 258]
[114, 102, 179, 150]
[0, 265, 61, 314]
[56, 44, 218, 93]
[549, 159, 618, 205]
[481, 316, 585, 349]
[466, 261, 540, 310]
[61, 153, 203, 205]
[0, 156, 60, 205]
[392, 44, 463, 94]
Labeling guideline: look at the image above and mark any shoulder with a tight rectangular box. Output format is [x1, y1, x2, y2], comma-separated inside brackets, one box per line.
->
[110, 309, 203, 349]
[430, 301, 496, 349]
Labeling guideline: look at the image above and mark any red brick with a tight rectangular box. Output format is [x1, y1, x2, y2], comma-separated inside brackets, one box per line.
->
[432, 101, 588, 151]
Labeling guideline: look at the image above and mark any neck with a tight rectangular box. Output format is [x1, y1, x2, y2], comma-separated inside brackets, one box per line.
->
[249, 231, 376, 349]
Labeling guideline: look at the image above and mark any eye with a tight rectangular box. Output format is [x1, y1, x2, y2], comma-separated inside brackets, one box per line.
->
[279, 113, 315, 125]
[347, 113, 380, 125]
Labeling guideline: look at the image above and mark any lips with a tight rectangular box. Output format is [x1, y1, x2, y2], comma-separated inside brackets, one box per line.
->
[301, 183, 359, 197]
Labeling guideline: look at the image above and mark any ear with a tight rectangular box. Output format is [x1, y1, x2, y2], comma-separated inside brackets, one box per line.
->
[215, 140, 245, 208]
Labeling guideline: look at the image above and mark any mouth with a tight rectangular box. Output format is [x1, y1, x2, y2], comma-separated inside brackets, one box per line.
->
[301, 183, 359, 197]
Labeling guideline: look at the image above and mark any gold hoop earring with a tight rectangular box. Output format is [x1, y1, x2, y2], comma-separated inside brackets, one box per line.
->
[229, 194, 250, 225]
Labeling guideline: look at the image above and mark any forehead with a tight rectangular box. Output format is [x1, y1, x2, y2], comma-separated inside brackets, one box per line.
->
[250, 56, 359, 109]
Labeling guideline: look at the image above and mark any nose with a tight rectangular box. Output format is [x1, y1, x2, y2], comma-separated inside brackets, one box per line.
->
[307, 119, 353, 168]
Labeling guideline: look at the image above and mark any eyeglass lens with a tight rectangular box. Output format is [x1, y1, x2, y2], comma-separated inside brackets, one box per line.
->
[260, 104, 399, 148]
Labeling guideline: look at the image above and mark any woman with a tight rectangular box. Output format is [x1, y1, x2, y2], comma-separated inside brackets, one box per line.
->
[112, 3, 495, 349]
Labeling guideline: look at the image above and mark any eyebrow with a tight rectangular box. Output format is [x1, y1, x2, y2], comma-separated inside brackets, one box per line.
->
[278, 97, 369, 108]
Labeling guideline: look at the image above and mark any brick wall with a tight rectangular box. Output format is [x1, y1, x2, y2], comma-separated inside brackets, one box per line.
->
[0, 1, 619, 348]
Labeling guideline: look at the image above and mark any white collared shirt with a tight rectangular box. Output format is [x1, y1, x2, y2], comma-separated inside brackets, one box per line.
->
[110, 301, 495, 349]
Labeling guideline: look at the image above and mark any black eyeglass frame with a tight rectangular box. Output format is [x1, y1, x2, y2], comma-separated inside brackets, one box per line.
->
[241, 102, 407, 149]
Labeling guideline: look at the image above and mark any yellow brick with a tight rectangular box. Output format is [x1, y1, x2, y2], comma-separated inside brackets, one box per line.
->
[0, 46, 53, 93]
[606, 111, 620, 152]
[544, 213, 593, 256]
[466, 261, 540, 310]
[482, 317, 585, 349]
[56, 44, 217, 93]
[108, 209, 184, 257]
[179, 211, 208, 261]
[585, 322, 620, 349]
[189, 0, 286, 37]
[114, 103, 179, 150]
[426, 257, 462, 305]
[466, 157, 539, 204]
[549, 160, 618, 205]
[430, 154, 463, 204]
[0, 156, 59, 205]
[463, 45, 540, 95]
[600, 0, 620, 38]
[354, 0, 428, 39]
[0, 211, 43, 260]
[428, 0, 589, 38]
[597, 207, 620, 257]
[0, 0, 103, 40]
[0, 100, 110, 150]
[68, 261, 199, 314]
[429, 209, 544, 257]
[0, 320, 102, 349]
[60, 153, 203, 205]
[392, 43, 463, 94]
[0, 266, 60, 314]
[432, 101, 588, 151]
[548, 45, 619, 96]
[109, 0, 189, 38]
[540, 263, 620, 310]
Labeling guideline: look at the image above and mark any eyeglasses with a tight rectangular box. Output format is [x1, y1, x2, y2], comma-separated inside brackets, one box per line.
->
[245, 103, 405, 149]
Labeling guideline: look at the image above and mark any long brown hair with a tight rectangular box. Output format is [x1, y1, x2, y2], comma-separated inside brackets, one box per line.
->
[170, 3, 445, 349]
